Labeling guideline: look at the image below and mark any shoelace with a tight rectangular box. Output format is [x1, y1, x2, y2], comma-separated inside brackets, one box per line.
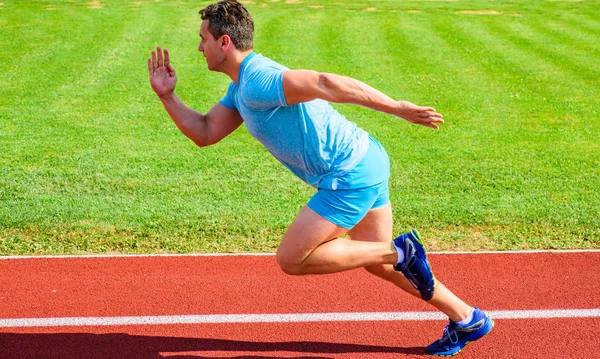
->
[442, 324, 459, 345]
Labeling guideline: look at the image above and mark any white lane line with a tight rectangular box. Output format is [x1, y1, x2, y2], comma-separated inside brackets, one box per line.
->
[1, 249, 599, 260]
[1, 309, 599, 328]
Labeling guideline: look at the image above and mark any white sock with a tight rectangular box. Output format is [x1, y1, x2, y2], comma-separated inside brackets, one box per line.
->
[392, 241, 405, 265]
[456, 308, 475, 325]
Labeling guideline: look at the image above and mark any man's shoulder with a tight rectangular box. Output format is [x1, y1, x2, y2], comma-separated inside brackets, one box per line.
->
[244, 54, 289, 77]
[224, 80, 238, 95]
[239, 54, 289, 109]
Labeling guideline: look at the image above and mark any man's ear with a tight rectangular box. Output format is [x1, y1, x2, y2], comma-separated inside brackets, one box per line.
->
[220, 35, 232, 49]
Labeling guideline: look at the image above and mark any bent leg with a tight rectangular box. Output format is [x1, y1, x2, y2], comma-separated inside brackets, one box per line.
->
[275, 205, 398, 275]
[349, 203, 473, 322]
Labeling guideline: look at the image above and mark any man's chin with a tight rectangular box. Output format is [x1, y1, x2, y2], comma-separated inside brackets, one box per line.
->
[207, 63, 221, 72]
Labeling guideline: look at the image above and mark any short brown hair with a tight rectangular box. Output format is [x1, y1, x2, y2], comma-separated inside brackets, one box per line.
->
[199, 0, 254, 51]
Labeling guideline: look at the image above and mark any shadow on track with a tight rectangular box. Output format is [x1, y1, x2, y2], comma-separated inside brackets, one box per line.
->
[0, 332, 428, 358]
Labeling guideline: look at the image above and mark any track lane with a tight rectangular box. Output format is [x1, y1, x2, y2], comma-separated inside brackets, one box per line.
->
[1, 319, 599, 358]
[1, 252, 598, 318]
[1, 252, 599, 358]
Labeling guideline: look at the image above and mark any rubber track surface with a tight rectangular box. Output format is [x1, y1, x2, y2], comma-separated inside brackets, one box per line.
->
[1, 252, 599, 358]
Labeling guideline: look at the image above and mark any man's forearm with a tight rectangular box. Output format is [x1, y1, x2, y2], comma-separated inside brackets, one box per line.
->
[317, 73, 443, 129]
[317, 73, 399, 115]
[159, 93, 208, 146]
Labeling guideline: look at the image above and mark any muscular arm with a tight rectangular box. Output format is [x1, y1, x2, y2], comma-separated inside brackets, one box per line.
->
[148, 47, 243, 147]
[282, 70, 444, 130]
[159, 95, 243, 147]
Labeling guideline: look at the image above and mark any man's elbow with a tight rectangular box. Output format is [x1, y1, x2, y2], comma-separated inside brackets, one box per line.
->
[317, 73, 343, 102]
[186, 131, 214, 148]
[192, 139, 210, 148]
[192, 136, 217, 148]
[317, 72, 334, 91]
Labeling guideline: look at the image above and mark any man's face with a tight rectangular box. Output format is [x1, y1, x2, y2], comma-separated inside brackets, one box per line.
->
[198, 19, 225, 71]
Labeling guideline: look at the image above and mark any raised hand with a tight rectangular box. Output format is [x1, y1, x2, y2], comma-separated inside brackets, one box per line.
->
[148, 46, 177, 99]
[394, 101, 444, 130]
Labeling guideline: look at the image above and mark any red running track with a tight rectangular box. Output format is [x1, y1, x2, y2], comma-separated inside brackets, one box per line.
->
[1, 251, 599, 358]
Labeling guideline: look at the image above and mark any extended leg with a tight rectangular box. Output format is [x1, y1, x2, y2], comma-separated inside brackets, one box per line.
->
[348, 204, 472, 322]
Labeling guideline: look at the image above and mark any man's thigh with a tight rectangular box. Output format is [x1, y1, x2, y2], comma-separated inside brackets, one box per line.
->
[276, 205, 348, 264]
[277, 182, 390, 264]
[348, 203, 393, 243]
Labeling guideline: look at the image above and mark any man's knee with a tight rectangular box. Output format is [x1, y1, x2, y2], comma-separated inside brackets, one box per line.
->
[275, 249, 306, 276]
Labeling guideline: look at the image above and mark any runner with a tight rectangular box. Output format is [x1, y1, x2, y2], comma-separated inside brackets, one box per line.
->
[147, 1, 493, 355]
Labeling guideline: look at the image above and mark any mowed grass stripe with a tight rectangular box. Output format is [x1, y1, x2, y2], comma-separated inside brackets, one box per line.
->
[487, 18, 599, 90]
[349, 12, 431, 99]
[315, 12, 358, 74]
[438, 17, 599, 186]
[469, 16, 600, 148]
[11, 5, 144, 97]
[557, 8, 600, 36]
[1, 4, 145, 203]
[446, 16, 593, 121]
[529, 16, 600, 63]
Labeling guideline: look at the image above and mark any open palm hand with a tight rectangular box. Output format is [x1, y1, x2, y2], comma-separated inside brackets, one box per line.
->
[148, 46, 177, 99]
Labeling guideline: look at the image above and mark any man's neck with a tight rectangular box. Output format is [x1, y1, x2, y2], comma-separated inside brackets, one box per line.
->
[223, 50, 254, 84]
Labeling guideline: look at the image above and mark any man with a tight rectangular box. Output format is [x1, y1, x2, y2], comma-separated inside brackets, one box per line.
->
[147, 0, 493, 356]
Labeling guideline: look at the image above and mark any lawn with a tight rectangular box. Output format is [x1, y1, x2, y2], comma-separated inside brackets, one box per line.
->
[0, 0, 598, 254]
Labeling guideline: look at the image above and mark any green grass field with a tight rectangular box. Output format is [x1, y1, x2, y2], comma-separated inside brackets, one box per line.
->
[1, 0, 599, 254]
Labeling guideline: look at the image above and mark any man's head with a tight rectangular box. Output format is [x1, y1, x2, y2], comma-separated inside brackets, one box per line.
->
[199, 0, 254, 51]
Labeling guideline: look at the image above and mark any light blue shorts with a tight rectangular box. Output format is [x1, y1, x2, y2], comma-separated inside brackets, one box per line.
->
[307, 136, 390, 229]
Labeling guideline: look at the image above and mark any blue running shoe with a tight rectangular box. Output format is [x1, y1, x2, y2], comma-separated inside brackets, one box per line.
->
[393, 229, 435, 301]
[426, 307, 495, 356]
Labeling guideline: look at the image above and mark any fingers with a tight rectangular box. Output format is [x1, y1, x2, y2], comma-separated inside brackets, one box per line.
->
[166, 63, 176, 77]
[426, 115, 444, 126]
[419, 111, 442, 119]
[149, 47, 171, 75]
[417, 108, 444, 130]
[418, 110, 444, 122]
[398, 101, 445, 129]
[164, 48, 170, 68]
[156, 46, 163, 68]
[151, 49, 157, 72]
[420, 107, 442, 117]
[423, 119, 440, 130]
[429, 111, 443, 119]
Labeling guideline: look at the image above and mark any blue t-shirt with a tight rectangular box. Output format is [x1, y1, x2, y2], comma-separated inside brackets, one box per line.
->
[219, 52, 370, 190]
